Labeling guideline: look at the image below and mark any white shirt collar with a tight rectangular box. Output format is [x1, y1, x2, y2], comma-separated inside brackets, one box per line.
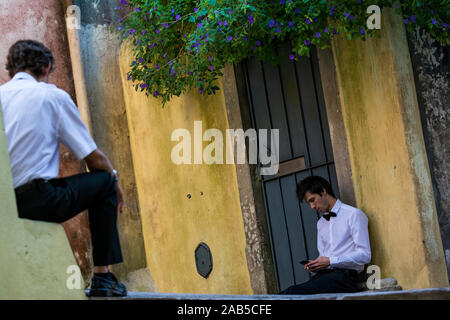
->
[329, 199, 342, 214]
[12, 72, 37, 82]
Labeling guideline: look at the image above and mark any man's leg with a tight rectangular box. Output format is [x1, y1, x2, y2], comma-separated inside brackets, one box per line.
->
[15, 171, 126, 296]
[16, 171, 123, 266]
[279, 269, 360, 295]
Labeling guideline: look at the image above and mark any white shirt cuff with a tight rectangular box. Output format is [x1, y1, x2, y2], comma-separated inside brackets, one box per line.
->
[329, 256, 339, 267]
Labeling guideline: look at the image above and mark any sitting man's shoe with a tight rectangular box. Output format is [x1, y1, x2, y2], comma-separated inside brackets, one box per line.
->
[88, 272, 127, 297]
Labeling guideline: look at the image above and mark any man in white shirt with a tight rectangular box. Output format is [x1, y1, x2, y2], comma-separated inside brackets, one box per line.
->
[0, 40, 126, 297]
[280, 175, 371, 295]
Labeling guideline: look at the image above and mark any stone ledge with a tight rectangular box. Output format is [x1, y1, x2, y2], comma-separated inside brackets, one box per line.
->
[88, 287, 450, 300]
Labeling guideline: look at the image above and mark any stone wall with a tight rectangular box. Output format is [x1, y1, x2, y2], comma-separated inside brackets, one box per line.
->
[407, 28, 450, 282]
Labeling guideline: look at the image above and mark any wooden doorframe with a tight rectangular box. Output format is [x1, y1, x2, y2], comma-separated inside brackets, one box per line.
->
[220, 46, 357, 294]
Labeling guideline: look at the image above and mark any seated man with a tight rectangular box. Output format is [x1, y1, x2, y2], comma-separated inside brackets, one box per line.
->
[280, 176, 371, 295]
[0, 40, 126, 297]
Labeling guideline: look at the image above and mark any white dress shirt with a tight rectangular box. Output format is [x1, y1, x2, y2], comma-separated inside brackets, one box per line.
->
[317, 199, 371, 272]
[0, 72, 97, 188]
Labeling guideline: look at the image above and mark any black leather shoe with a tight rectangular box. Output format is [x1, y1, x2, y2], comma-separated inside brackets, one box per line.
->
[88, 272, 127, 297]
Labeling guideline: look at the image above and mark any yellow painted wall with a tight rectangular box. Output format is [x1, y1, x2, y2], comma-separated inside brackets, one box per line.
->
[331, 9, 448, 289]
[0, 103, 87, 300]
[119, 44, 253, 294]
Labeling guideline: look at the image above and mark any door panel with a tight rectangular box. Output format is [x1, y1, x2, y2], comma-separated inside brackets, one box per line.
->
[240, 46, 339, 292]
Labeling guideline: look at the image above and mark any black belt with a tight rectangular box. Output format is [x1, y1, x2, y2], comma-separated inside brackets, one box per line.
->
[14, 179, 48, 195]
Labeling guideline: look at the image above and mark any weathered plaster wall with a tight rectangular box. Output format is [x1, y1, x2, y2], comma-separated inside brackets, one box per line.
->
[119, 44, 253, 294]
[0, 0, 92, 283]
[331, 8, 448, 289]
[0, 103, 86, 300]
[72, 0, 154, 291]
[222, 65, 277, 294]
[407, 28, 450, 282]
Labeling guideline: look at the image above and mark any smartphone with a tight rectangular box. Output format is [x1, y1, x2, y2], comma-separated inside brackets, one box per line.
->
[299, 260, 310, 265]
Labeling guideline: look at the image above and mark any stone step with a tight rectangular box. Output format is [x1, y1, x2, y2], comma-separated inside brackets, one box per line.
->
[88, 287, 450, 300]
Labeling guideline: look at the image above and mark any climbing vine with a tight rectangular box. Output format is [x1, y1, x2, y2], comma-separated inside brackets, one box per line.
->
[112, 0, 450, 105]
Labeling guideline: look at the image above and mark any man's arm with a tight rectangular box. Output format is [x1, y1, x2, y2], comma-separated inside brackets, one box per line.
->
[84, 149, 124, 213]
[328, 210, 371, 269]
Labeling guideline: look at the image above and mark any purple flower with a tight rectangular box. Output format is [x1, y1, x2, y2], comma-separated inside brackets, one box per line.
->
[432, 19, 437, 25]
[288, 21, 294, 28]
[345, 11, 350, 17]
[198, 87, 204, 94]
[349, 15, 354, 21]
[135, 8, 139, 12]
[155, 64, 159, 69]
[176, 14, 180, 20]
[155, 29, 160, 34]
[197, 23, 202, 28]
[276, 28, 281, 33]
[153, 90, 159, 96]
[142, 30, 146, 35]
[316, 32, 321, 38]
[404, 18, 409, 24]
[120, 0, 127, 4]
[305, 18, 311, 24]
[410, 15, 416, 23]
[227, 36, 232, 42]
[209, 56, 212, 62]
[171, 9, 175, 13]
[289, 54, 295, 60]
[243, 36, 247, 42]
[129, 29, 136, 34]
[324, 28, 329, 33]
[269, 19, 275, 28]
[194, 8, 197, 12]
[138, 58, 143, 63]
[255, 40, 261, 46]
[140, 83, 148, 89]
[304, 39, 311, 45]
[127, 73, 131, 80]
[209, 65, 214, 71]
[360, 28, 365, 35]
[218, 21, 223, 26]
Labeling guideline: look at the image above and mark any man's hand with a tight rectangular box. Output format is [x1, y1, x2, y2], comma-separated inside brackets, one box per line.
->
[115, 181, 124, 214]
[304, 256, 330, 272]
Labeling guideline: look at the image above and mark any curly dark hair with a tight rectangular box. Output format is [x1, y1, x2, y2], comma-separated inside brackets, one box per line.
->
[6, 40, 54, 78]
[297, 176, 336, 201]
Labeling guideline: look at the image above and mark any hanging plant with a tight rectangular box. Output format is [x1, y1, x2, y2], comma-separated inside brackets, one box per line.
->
[112, 0, 449, 106]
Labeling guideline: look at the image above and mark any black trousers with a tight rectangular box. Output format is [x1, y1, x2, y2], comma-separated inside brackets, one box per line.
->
[279, 268, 361, 295]
[14, 171, 123, 266]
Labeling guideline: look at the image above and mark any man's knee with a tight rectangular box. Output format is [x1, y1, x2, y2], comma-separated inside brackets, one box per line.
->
[95, 171, 116, 192]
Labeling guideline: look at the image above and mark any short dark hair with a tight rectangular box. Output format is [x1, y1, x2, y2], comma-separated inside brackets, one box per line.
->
[6, 40, 54, 78]
[296, 176, 336, 201]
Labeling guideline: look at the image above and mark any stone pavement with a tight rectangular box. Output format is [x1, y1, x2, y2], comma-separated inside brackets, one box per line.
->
[89, 287, 450, 300]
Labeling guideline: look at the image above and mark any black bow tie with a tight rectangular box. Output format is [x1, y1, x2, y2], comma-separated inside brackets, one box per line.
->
[323, 212, 337, 221]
